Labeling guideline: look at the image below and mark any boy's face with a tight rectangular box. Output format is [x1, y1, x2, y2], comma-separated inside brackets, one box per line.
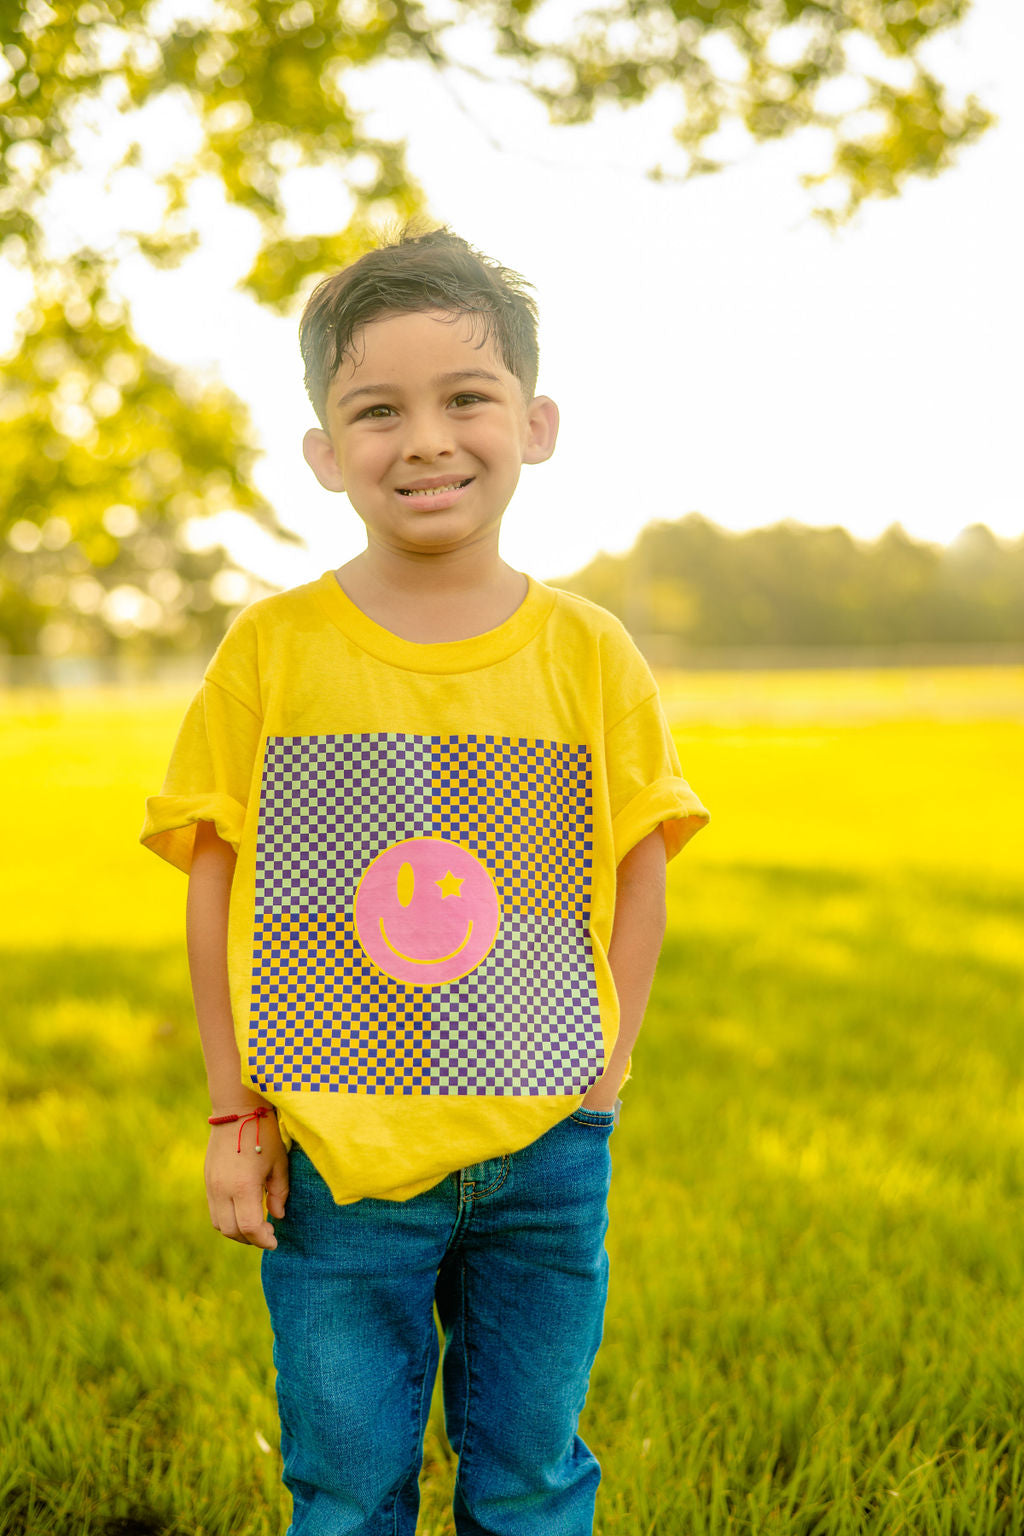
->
[302, 309, 558, 561]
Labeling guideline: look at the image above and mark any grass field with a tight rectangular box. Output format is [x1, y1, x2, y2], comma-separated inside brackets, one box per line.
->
[2, 668, 1023, 1535]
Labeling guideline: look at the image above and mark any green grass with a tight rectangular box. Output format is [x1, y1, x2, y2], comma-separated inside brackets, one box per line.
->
[2, 670, 1023, 1534]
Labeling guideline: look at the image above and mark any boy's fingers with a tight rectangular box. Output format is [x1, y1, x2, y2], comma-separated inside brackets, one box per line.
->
[209, 1191, 244, 1242]
[207, 1182, 266, 1245]
[234, 1190, 278, 1250]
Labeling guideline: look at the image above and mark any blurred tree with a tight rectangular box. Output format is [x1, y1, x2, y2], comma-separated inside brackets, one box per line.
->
[0, 262, 294, 660]
[865, 520, 941, 641]
[0, 0, 993, 657]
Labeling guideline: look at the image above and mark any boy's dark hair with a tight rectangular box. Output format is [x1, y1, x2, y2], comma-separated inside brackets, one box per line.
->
[299, 225, 540, 429]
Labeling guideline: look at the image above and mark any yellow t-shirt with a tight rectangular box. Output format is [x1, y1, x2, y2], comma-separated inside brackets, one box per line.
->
[141, 571, 709, 1203]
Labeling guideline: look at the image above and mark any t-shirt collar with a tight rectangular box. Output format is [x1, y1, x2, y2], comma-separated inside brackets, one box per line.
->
[312, 569, 556, 674]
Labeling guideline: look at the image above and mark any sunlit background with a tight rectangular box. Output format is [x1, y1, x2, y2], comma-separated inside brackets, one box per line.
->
[1, 0, 1020, 613]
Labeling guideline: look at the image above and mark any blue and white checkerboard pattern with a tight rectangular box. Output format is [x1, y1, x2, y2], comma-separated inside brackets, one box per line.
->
[247, 732, 601, 1096]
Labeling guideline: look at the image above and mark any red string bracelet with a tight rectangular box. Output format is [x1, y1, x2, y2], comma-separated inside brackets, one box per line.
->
[208, 1107, 272, 1153]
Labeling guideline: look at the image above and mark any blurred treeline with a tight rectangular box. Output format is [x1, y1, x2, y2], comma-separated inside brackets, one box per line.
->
[555, 515, 1024, 655]
[3, 511, 1022, 673]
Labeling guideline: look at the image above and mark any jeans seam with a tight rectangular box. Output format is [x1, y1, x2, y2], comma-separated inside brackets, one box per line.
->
[451, 1250, 475, 1506]
[444, 1172, 470, 1257]
[388, 1316, 437, 1535]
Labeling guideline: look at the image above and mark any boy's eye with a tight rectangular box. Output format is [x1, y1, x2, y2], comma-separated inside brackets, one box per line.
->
[358, 404, 396, 419]
[451, 393, 485, 408]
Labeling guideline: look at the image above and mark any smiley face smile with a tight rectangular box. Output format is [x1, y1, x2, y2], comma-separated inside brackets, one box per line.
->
[378, 917, 475, 965]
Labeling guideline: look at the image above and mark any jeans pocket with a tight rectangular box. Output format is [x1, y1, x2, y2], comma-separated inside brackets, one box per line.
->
[569, 1103, 618, 1129]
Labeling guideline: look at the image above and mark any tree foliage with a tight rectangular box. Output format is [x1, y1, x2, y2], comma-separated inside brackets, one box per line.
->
[0, 261, 299, 659]
[555, 514, 1024, 652]
[0, 0, 994, 656]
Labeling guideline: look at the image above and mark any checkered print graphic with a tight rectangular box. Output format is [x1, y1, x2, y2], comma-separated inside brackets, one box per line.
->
[422, 911, 600, 1094]
[256, 734, 432, 913]
[248, 733, 601, 1095]
[250, 913, 431, 1092]
[431, 738, 593, 922]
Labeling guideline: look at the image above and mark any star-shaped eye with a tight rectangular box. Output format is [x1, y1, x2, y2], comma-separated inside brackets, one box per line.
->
[435, 870, 464, 898]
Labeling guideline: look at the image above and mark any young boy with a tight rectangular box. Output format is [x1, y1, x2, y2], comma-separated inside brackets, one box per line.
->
[141, 226, 709, 1536]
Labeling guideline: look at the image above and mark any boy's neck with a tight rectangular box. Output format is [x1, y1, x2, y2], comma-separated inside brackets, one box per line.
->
[334, 546, 530, 644]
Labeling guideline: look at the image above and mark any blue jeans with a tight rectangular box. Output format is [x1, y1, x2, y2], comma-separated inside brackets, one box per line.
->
[260, 1105, 617, 1536]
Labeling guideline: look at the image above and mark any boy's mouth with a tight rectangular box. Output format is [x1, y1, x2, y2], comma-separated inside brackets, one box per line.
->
[397, 478, 474, 497]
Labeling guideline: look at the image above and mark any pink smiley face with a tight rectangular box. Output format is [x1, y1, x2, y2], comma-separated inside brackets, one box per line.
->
[353, 837, 501, 987]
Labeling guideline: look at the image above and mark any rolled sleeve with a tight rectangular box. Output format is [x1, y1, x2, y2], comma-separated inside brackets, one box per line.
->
[140, 678, 262, 875]
[605, 691, 710, 865]
[611, 774, 711, 865]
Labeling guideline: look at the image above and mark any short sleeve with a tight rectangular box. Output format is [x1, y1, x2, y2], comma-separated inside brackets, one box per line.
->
[605, 687, 710, 866]
[139, 676, 263, 875]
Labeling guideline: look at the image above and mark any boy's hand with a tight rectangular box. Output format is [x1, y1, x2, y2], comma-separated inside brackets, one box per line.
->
[580, 1084, 619, 1111]
[204, 1111, 289, 1250]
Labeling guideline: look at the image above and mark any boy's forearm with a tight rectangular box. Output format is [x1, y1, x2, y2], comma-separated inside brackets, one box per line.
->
[186, 820, 265, 1112]
[582, 828, 668, 1109]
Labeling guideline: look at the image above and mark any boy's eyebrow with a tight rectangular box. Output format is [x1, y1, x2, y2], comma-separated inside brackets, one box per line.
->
[336, 370, 503, 408]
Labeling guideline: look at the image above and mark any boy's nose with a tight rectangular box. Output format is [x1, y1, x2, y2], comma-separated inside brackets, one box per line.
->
[401, 413, 456, 462]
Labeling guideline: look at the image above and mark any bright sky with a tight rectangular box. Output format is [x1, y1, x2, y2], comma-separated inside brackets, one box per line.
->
[5, 0, 1022, 589]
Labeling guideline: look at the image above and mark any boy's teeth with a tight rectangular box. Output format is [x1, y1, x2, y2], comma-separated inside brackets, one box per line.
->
[399, 481, 467, 496]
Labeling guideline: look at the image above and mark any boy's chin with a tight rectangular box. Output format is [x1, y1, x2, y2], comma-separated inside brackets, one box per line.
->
[364, 510, 509, 555]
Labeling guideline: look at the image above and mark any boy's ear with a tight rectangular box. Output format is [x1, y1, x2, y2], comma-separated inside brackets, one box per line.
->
[303, 427, 345, 493]
[522, 396, 559, 465]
